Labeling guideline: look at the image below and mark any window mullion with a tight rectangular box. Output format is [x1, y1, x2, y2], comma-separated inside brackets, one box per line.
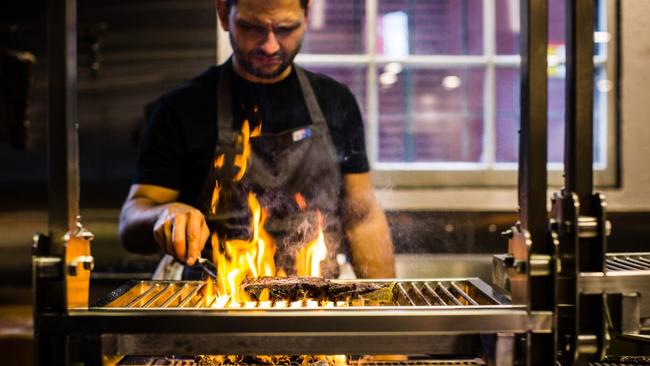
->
[366, 0, 379, 166]
[483, 0, 497, 169]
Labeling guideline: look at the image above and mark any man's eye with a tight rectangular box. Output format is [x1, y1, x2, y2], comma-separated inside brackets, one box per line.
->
[240, 24, 264, 33]
[275, 26, 297, 36]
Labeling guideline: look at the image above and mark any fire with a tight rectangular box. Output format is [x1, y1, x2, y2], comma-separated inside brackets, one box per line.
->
[294, 211, 327, 277]
[204, 118, 328, 308]
[233, 119, 262, 182]
[211, 192, 276, 306]
[294, 193, 328, 277]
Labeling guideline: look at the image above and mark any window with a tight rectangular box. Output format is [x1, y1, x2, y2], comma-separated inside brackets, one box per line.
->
[217, 0, 618, 187]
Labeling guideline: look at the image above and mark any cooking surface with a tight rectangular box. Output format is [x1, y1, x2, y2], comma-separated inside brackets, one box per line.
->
[95, 278, 508, 310]
[606, 253, 650, 271]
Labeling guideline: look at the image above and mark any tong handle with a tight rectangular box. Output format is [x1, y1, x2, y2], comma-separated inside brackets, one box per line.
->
[197, 257, 217, 279]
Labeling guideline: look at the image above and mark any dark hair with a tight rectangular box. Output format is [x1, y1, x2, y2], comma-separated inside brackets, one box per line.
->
[225, 0, 309, 10]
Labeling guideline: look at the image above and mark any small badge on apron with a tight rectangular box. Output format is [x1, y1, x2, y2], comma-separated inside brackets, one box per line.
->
[292, 127, 312, 142]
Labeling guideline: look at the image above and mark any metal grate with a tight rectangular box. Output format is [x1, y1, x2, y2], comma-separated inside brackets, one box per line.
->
[589, 355, 650, 365]
[606, 254, 650, 272]
[96, 279, 507, 310]
[116, 357, 486, 366]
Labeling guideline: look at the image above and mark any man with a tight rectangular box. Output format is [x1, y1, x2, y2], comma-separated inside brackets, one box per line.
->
[119, 0, 395, 279]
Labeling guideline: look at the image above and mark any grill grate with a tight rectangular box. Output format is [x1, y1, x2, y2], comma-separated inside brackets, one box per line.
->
[606, 254, 650, 272]
[98, 279, 506, 310]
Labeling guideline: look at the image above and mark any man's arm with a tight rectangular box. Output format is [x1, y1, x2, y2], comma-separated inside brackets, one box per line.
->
[119, 184, 209, 266]
[342, 173, 396, 278]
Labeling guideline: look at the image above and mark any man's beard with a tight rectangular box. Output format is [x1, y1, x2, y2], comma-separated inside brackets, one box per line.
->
[231, 34, 302, 80]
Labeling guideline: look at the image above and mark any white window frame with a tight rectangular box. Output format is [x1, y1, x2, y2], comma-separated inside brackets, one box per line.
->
[216, 0, 618, 188]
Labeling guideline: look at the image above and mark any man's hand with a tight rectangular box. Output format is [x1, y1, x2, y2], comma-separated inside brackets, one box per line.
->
[153, 203, 210, 266]
[120, 184, 210, 265]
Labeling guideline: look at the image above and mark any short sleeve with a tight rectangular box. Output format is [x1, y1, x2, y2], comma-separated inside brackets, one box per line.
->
[330, 87, 370, 174]
[133, 98, 184, 190]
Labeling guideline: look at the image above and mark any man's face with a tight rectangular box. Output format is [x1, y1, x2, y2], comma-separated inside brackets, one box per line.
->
[220, 0, 308, 82]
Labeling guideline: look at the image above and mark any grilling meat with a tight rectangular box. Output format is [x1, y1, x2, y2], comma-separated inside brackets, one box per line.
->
[241, 276, 392, 302]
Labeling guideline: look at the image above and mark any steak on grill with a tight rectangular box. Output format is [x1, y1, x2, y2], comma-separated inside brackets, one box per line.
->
[241, 276, 391, 302]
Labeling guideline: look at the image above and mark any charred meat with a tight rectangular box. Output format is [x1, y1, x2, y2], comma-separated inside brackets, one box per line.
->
[241, 276, 391, 302]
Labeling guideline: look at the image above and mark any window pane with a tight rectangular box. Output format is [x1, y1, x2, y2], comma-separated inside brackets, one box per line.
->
[302, 0, 366, 54]
[302, 65, 367, 115]
[378, 67, 484, 162]
[495, 66, 609, 164]
[495, 0, 519, 54]
[495, 68, 519, 162]
[496, 0, 566, 54]
[497, 0, 608, 56]
[378, 0, 483, 56]
[496, 0, 610, 165]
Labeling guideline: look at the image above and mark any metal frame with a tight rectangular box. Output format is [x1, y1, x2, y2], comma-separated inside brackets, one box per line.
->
[550, 0, 609, 363]
[502, 1, 559, 365]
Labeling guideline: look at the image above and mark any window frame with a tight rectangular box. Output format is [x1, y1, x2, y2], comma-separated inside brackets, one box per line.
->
[216, 0, 619, 188]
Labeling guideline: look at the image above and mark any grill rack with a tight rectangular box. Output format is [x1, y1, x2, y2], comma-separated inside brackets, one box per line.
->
[606, 253, 650, 272]
[95, 279, 506, 310]
[70, 278, 552, 356]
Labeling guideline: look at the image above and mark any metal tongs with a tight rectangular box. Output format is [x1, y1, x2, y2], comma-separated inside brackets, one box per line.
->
[196, 257, 217, 279]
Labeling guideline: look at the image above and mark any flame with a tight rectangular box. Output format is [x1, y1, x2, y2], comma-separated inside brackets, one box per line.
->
[211, 192, 277, 305]
[233, 119, 262, 182]
[206, 112, 328, 308]
[295, 192, 307, 210]
[294, 211, 328, 277]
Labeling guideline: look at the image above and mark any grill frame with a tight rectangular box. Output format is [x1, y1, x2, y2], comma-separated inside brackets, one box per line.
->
[49, 278, 551, 356]
[580, 253, 650, 295]
[606, 253, 650, 272]
[93, 278, 510, 311]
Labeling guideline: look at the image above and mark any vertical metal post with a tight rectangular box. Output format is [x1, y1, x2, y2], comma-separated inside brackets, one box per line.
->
[48, 0, 80, 249]
[518, 0, 548, 247]
[33, 0, 83, 364]
[506, 0, 558, 364]
[564, 0, 595, 212]
[552, 0, 609, 362]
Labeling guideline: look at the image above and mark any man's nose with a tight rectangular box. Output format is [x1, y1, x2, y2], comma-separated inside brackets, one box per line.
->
[260, 31, 280, 55]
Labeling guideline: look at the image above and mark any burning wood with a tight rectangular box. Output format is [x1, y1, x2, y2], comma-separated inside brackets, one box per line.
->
[196, 355, 346, 366]
[241, 276, 396, 303]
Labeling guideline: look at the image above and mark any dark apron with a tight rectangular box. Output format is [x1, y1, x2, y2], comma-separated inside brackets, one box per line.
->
[188, 62, 345, 279]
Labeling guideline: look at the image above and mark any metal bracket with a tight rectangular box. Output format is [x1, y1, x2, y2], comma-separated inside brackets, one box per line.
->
[33, 256, 63, 279]
[67, 255, 95, 276]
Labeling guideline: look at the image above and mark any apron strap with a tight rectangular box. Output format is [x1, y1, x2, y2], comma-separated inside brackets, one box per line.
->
[217, 61, 235, 146]
[294, 65, 328, 128]
[216, 62, 328, 142]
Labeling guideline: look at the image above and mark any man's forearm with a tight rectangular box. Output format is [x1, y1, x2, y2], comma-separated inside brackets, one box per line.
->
[119, 198, 167, 254]
[347, 203, 396, 278]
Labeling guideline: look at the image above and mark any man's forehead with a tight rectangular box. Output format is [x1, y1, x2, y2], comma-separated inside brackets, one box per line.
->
[232, 0, 305, 22]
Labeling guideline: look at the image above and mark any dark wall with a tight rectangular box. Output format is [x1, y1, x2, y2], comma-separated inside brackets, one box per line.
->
[0, 0, 216, 210]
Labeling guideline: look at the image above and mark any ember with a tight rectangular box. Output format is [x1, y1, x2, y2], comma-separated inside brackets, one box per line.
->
[195, 355, 347, 366]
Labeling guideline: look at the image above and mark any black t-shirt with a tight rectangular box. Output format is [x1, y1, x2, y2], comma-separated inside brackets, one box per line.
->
[134, 61, 369, 205]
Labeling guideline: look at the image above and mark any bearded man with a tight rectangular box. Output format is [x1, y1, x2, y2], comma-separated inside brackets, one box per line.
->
[119, 0, 395, 280]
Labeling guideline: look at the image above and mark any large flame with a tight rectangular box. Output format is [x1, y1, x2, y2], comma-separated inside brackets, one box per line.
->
[233, 119, 262, 182]
[204, 117, 328, 307]
[294, 194, 328, 277]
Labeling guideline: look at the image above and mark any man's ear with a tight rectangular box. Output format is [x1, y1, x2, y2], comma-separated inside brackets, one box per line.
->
[216, 0, 230, 31]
